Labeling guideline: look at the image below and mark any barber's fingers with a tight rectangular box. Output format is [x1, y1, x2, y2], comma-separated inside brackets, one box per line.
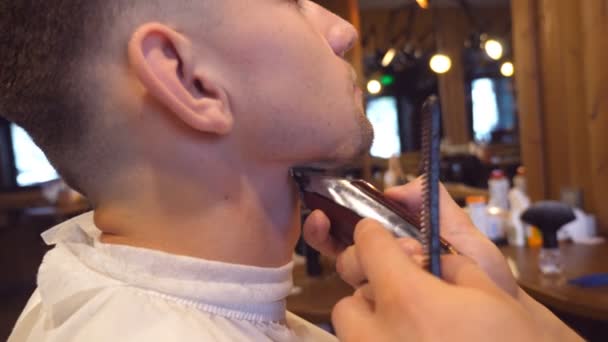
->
[384, 178, 425, 215]
[384, 178, 476, 253]
[385, 178, 473, 234]
[332, 292, 375, 341]
[355, 283, 375, 302]
[353, 219, 442, 304]
[398, 238, 425, 255]
[348, 255, 501, 302]
[441, 255, 508, 298]
[386, 179, 519, 297]
[302, 210, 346, 257]
[337, 237, 425, 288]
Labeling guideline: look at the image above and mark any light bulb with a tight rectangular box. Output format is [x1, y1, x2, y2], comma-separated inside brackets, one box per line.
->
[381, 48, 397, 67]
[367, 80, 382, 95]
[485, 39, 504, 60]
[429, 54, 452, 74]
[501, 62, 514, 77]
[416, 0, 429, 9]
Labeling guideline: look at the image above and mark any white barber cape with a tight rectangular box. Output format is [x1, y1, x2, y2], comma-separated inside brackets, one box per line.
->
[9, 212, 337, 342]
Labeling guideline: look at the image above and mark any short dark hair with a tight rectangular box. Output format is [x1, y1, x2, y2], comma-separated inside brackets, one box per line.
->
[0, 1, 216, 196]
[0, 0, 106, 192]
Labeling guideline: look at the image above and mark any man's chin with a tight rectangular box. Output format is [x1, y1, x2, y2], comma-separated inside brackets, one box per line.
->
[293, 146, 371, 172]
[293, 159, 354, 172]
[292, 114, 373, 172]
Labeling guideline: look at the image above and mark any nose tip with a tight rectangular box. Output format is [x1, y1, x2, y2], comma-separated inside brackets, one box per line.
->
[328, 23, 359, 57]
[344, 24, 359, 51]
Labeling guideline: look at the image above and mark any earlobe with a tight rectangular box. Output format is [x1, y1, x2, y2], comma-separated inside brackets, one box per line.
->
[128, 22, 233, 135]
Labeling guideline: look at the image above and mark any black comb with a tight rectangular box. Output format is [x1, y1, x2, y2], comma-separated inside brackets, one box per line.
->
[420, 95, 442, 278]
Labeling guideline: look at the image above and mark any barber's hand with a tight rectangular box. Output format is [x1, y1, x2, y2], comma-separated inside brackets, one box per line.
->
[302, 177, 518, 297]
[331, 221, 546, 342]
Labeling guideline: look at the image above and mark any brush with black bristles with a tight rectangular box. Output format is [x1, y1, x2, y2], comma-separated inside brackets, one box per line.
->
[419, 95, 442, 278]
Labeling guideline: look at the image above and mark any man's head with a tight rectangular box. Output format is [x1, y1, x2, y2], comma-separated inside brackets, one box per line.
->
[0, 0, 373, 202]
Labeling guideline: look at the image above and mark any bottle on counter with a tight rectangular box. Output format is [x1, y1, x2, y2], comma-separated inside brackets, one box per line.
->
[527, 226, 543, 247]
[486, 205, 509, 245]
[466, 196, 489, 237]
[485, 170, 510, 244]
[507, 167, 530, 247]
[466, 195, 508, 244]
[513, 166, 527, 193]
[488, 169, 510, 210]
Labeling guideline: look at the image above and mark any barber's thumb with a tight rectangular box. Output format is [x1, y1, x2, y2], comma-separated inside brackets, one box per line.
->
[302, 210, 344, 257]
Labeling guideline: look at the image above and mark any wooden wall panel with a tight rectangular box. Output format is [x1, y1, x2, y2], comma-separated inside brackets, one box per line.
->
[511, 0, 547, 201]
[581, 0, 608, 233]
[512, 0, 607, 233]
[537, 0, 572, 200]
[435, 10, 469, 145]
[559, 0, 593, 212]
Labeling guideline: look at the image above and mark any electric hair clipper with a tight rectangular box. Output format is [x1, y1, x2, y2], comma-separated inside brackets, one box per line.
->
[292, 96, 456, 277]
[291, 170, 456, 254]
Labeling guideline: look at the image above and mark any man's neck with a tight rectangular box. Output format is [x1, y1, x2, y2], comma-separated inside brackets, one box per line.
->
[94, 165, 301, 268]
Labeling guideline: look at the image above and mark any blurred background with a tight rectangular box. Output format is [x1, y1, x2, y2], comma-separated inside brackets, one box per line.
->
[300, 1, 608, 339]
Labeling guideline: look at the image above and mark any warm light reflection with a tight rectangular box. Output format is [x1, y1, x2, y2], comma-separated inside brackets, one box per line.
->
[381, 48, 397, 67]
[367, 79, 382, 95]
[488, 206, 502, 215]
[501, 62, 514, 77]
[484, 39, 504, 60]
[429, 54, 452, 74]
[416, 0, 429, 9]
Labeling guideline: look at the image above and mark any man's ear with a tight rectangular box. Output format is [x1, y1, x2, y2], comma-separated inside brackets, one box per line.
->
[128, 22, 233, 135]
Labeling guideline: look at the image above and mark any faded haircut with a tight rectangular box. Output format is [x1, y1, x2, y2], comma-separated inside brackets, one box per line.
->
[0, 0, 213, 196]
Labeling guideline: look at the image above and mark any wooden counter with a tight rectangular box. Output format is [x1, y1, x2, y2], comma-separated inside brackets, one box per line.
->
[501, 244, 608, 321]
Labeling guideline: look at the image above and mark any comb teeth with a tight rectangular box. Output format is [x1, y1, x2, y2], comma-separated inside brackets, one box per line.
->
[419, 95, 441, 277]
[420, 111, 431, 256]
